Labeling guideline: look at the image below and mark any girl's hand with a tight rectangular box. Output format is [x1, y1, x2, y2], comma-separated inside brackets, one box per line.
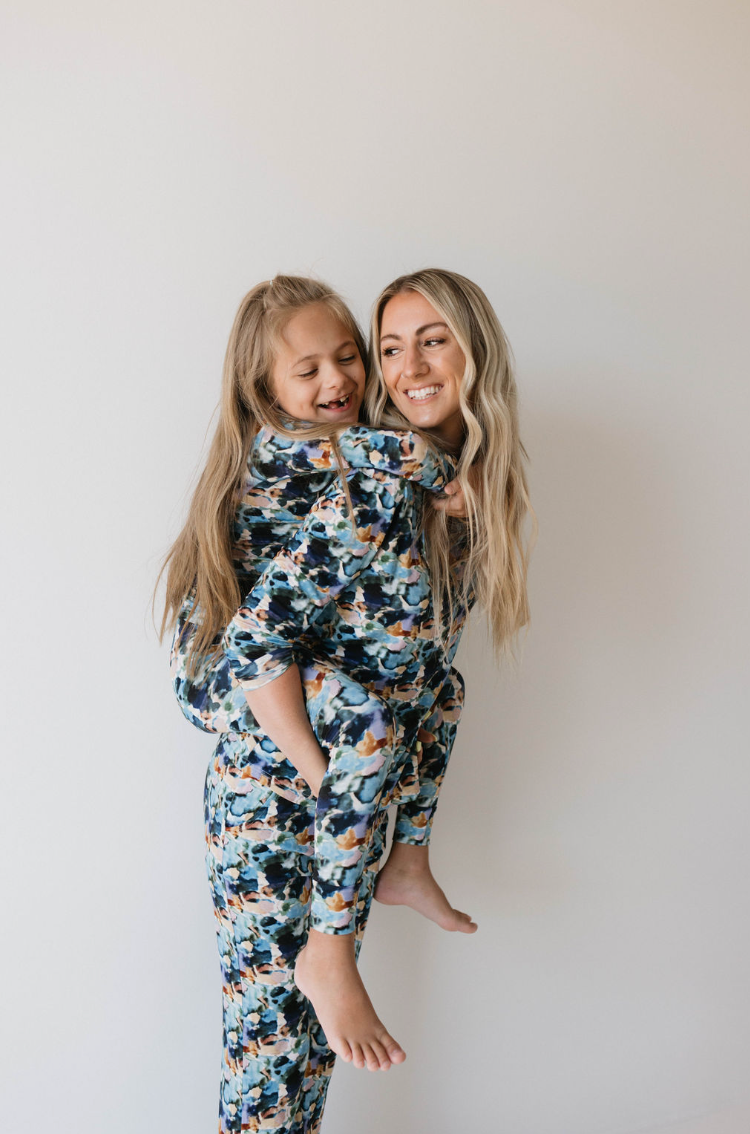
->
[432, 479, 468, 518]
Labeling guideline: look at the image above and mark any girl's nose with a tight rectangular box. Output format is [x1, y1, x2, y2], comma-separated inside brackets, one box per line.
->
[321, 366, 350, 394]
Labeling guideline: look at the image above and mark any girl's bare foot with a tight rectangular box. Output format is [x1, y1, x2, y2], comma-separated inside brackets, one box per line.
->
[374, 843, 478, 933]
[294, 929, 406, 1071]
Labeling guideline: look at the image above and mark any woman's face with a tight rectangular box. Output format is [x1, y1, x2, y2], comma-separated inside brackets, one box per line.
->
[379, 290, 466, 448]
[271, 302, 365, 424]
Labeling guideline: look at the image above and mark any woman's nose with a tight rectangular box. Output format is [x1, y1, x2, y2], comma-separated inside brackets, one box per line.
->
[401, 345, 426, 379]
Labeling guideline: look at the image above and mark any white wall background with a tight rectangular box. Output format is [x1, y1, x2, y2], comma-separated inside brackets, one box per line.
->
[2, 2, 749, 1132]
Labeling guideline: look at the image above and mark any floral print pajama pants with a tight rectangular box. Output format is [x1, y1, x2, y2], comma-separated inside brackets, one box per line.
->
[205, 765, 388, 1133]
[199, 660, 464, 1132]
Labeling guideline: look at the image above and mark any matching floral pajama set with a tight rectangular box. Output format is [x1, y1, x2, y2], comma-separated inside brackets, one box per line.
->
[171, 425, 470, 1133]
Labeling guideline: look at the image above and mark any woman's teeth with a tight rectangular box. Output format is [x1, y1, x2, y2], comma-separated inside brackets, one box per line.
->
[407, 385, 441, 401]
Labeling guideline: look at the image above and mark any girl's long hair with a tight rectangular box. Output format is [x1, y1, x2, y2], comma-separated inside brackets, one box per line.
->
[365, 268, 536, 661]
[156, 276, 367, 665]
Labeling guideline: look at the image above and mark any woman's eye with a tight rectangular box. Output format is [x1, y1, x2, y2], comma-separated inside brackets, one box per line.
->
[424, 337, 445, 347]
[381, 347, 399, 357]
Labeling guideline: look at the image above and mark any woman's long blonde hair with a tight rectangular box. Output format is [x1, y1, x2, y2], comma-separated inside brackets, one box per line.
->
[156, 276, 367, 664]
[366, 268, 536, 661]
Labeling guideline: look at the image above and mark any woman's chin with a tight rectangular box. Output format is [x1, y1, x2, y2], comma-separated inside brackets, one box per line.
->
[402, 406, 441, 429]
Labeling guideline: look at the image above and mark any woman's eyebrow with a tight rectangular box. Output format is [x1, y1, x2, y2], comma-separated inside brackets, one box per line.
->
[293, 339, 357, 366]
[380, 322, 449, 343]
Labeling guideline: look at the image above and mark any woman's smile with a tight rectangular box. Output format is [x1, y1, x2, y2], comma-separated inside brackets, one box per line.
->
[379, 290, 466, 448]
[405, 384, 443, 403]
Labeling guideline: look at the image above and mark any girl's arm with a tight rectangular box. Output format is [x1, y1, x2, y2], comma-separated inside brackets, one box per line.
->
[222, 471, 400, 788]
[243, 664, 328, 796]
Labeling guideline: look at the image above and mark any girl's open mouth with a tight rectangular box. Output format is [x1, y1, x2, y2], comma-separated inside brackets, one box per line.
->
[318, 394, 352, 412]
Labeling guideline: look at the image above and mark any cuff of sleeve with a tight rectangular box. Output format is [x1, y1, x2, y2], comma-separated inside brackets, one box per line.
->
[229, 658, 294, 693]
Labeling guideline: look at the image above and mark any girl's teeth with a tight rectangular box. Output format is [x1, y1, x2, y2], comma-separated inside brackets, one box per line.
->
[407, 386, 441, 401]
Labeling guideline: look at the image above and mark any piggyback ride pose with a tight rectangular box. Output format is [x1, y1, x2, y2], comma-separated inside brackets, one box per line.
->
[160, 271, 534, 1133]
[160, 277, 478, 1132]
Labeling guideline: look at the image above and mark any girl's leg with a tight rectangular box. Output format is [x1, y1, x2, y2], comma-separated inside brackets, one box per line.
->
[193, 646, 410, 929]
[376, 669, 478, 933]
[299, 662, 400, 932]
[392, 667, 465, 845]
[299, 807, 390, 1131]
[293, 663, 406, 1066]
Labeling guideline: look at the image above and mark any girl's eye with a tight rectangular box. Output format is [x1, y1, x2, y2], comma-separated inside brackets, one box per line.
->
[299, 369, 317, 379]
[339, 355, 357, 365]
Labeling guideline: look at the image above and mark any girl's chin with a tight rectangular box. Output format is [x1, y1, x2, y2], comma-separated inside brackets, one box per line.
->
[311, 409, 360, 424]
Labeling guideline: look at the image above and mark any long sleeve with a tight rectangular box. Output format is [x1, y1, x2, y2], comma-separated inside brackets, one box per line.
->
[222, 470, 403, 691]
[251, 423, 454, 491]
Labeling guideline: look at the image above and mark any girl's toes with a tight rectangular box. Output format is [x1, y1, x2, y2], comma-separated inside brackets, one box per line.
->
[363, 1043, 380, 1072]
[382, 1034, 406, 1064]
[369, 1038, 392, 1070]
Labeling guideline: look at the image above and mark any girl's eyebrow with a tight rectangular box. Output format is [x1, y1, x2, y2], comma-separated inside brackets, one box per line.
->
[380, 322, 449, 343]
[293, 339, 357, 366]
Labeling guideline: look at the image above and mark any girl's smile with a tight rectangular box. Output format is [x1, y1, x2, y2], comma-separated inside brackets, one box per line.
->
[272, 302, 365, 424]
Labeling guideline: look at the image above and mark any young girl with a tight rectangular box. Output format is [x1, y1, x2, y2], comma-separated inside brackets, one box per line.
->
[161, 277, 480, 1132]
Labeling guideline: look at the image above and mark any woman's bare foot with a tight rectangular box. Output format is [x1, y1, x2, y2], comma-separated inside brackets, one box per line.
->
[374, 843, 478, 933]
[294, 929, 406, 1071]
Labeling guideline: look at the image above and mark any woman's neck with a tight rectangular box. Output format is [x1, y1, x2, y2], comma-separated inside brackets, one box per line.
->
[432, 413, 466, 455]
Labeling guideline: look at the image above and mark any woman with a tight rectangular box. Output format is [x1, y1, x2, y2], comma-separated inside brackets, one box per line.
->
[161, 270, 533, 1131]
[162, 276, 471, 1131]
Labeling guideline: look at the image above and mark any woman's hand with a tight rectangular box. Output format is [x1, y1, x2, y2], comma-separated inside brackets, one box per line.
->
[431, 479, 468, 518]
[432, 463, 484, 519]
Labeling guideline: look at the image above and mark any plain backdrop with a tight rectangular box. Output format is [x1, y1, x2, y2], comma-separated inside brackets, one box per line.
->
[1, 2, 749, 1133]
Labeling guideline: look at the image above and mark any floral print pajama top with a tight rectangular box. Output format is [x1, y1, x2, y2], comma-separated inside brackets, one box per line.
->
[172, 424, 470, 929]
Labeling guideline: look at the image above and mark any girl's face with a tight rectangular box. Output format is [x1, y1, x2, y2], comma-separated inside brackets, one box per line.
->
[379, 290, 466, 449]
[271, 302, 365, 424]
